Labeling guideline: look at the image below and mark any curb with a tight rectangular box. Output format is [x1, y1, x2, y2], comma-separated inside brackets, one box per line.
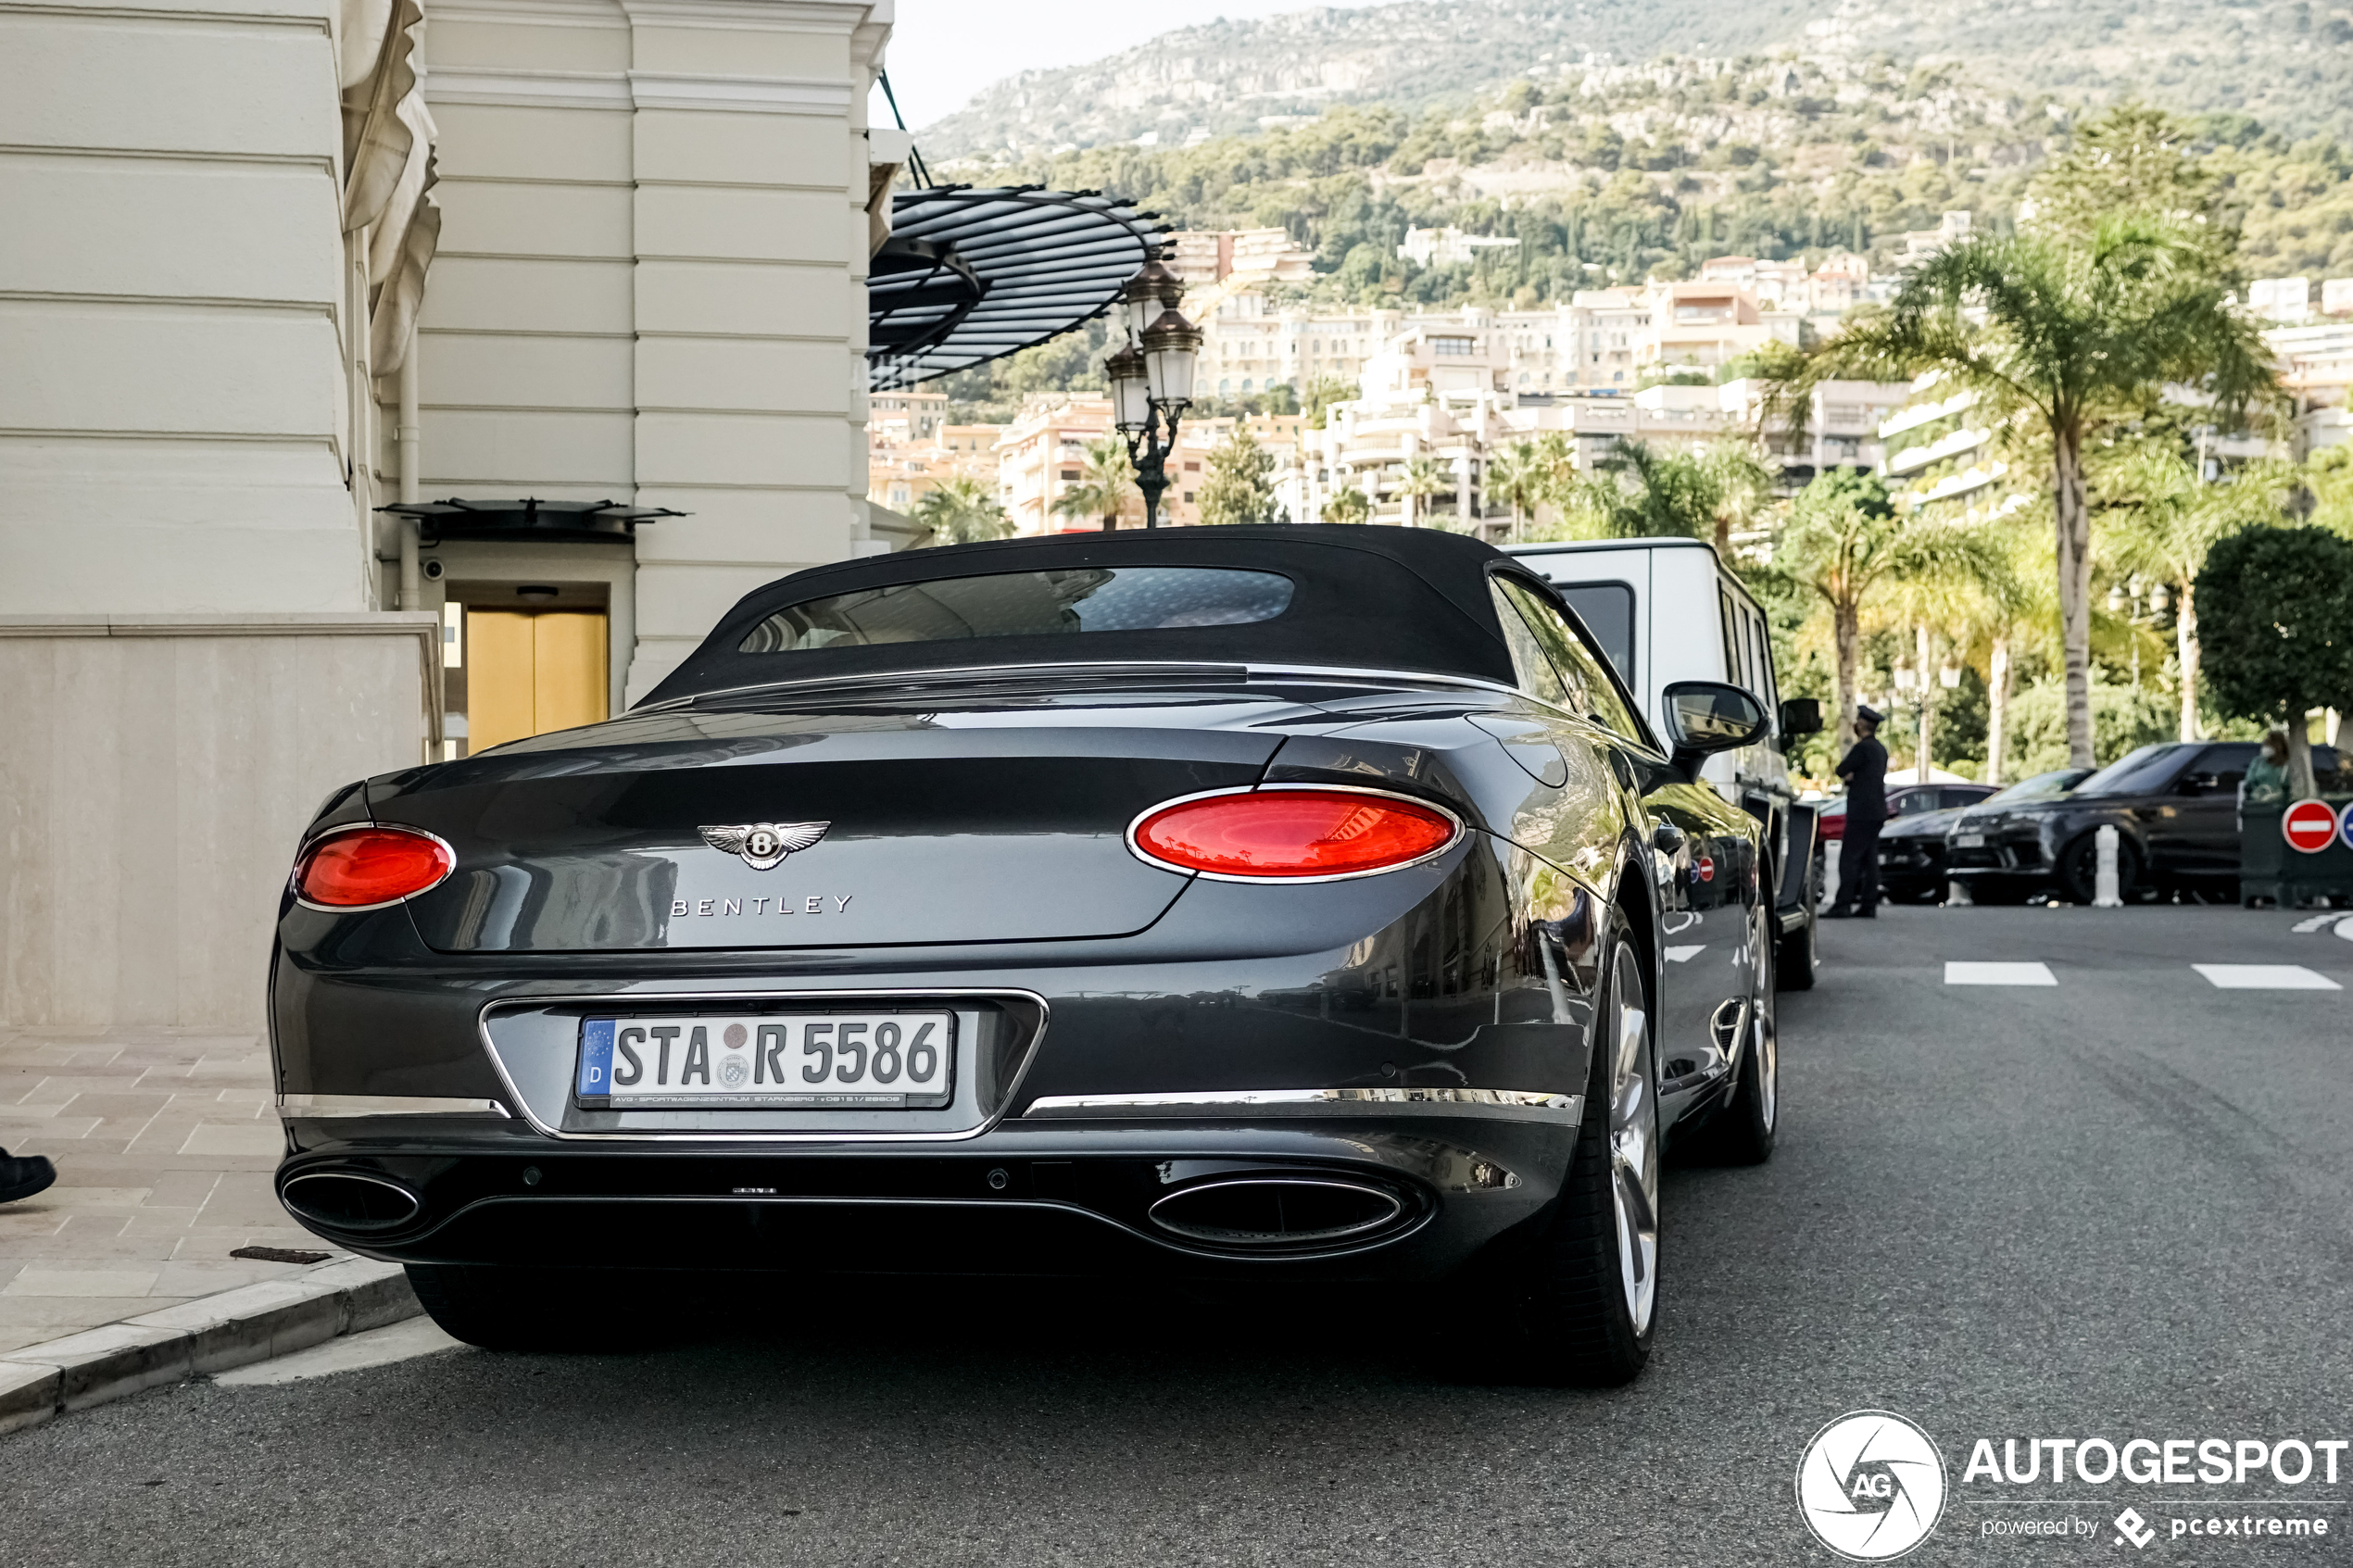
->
[0, 1259, 419, 1436]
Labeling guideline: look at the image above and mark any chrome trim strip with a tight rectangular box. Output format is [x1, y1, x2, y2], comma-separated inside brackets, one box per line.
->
[1123, 783, 1467, 884]
[639, 659, 1518, 714]
[472, 986, 1050, 1144]
[1023, 1087, 1582, 1119]
[634, 660, 1252, 712]
[278, 1095, 510, 1119]
[289, 823, 459, 913]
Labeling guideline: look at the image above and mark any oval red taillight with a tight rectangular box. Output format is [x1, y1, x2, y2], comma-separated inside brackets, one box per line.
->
[1132, 790, 1459, 880]
[293, 826, 454, 909]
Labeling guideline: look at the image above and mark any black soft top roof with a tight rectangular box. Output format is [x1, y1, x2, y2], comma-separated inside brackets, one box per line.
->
[642, 525, 1531, 706]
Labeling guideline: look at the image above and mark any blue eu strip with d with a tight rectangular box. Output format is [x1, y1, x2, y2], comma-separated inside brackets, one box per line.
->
[577, 1018, 614, 1096]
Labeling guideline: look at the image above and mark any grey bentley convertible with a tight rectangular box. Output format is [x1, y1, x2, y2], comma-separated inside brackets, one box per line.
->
[271, 526, 1780, 1386]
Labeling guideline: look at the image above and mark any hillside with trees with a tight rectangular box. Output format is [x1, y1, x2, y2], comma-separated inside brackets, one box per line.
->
[946, 55, 2353, 321]
[921, 0, 2353, 159]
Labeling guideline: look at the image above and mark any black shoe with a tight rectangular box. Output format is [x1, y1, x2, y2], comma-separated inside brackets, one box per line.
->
[1854, 908, 1878, 919]
[1823, 907, 1856, 920]
[0, 1149, 57, 1205]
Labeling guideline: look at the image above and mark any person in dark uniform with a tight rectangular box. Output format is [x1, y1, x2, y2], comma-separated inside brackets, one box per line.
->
[1827, 705, 1889, 919]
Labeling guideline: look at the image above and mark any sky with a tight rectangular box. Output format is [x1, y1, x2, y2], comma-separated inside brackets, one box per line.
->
[875, 0, 1381, 130]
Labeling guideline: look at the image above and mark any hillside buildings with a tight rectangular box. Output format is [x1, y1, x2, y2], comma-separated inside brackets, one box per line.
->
[1398, 227, 1523, 269]
[1167, 228, 1315, 287]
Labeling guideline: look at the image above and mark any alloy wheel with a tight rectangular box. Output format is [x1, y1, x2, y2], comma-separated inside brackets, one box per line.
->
[1606, 942, 1661, 1336]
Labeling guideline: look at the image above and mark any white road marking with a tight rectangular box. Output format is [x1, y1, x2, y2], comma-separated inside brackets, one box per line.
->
[2192, 964, 2342, 991]
[2337, 915, 2353, 943]
[1664, 945, 1705, 963]
[1945, 962, 2057, 986]
[213, 1315, 467, 1386]
[2292, 914, 2339, 933]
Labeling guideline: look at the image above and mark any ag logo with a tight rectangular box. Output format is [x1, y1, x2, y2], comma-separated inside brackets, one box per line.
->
[1795, 1410, 1947, 1561]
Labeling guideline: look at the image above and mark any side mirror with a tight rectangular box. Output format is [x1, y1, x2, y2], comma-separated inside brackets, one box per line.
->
[1778, 697, 1821, 738]
[1662, 682, 1771, 776]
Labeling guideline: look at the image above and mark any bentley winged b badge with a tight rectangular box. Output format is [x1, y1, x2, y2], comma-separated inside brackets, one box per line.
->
[699, 821, 829, 871]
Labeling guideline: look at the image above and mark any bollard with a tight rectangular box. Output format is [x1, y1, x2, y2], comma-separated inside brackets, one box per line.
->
[1945, 878, 1972, 907]
[1819, 848, 1841, 911]
[2094, 823, 2123, 907]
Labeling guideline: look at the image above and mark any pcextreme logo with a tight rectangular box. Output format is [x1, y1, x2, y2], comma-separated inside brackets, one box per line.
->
[1796, 1410, 1949, 1562]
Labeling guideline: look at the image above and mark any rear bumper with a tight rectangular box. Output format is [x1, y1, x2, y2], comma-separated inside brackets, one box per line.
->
[273, 1112, 1576, 1281]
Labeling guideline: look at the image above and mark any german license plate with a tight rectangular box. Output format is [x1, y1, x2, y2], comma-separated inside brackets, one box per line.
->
[1955, 833, 1985, 847]
[573, 1013, 953, 1109]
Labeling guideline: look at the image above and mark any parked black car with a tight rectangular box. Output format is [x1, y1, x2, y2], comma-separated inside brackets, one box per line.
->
[1817, 781, 1997, 904]
[1944, 742, 2341, 902]
[270, 526, 1783, 1386]
[1874, 771, 2087, 902]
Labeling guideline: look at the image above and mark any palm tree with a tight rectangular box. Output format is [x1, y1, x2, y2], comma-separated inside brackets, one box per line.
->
[1966, 517, 2050, 784]
[1482, 443, 1547, 538]
[1559, 437, 1759, 545]
[1882, 530, 2025, 783]
[1698, 440, 1775, 558]
[1767, 470, 2007, 759]
[2101, 443, 2286, 742]
[1394, 457, 1447, 528]
[906, 475, 1013, 546]
[1778, 217, 2279, 767]
[1050, 435, 1138, 531]
[1321, 484, 1371, 525]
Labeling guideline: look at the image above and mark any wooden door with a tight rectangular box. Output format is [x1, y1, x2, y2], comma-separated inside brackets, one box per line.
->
[464, 609, 609, 752]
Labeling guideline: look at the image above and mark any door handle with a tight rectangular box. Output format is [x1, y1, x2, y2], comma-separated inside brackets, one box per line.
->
[1653, 821, 1687, 855]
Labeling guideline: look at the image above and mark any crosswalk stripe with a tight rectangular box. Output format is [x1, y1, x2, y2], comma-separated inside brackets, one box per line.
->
[1945, 961, 2057, 986]
[2192, 964, 2342, 991]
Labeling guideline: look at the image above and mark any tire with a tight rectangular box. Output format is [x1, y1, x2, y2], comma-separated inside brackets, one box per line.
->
[1494, 912, 1659, 1386]
[2056, 832, 2138, 905]
[406, 1263, 651, 1352]
[1686, 906, 1779, 1165]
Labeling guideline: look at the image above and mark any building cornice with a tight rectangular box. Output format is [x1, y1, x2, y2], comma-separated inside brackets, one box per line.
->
[630, 69, 852, 114]
[421, 64, 854, 115]
[619, 0, 880, 33]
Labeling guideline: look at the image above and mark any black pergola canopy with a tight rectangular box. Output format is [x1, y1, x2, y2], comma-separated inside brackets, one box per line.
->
[867, 185, 1167, 390]
[377, 497, 686, 545]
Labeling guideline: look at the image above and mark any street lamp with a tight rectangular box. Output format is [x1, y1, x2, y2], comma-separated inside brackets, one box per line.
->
[1102, 263, 1202, 529]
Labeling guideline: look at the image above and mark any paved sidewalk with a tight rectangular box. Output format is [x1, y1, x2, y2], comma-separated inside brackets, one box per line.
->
[0, 1027, 356, 1356]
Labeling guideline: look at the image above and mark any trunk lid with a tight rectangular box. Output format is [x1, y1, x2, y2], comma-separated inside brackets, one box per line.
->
[374, 684, 1315, 953]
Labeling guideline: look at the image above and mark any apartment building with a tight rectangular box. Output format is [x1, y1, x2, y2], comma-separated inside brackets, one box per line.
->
[992, 395, 1303, 533]
[1642, 282, 1793, 374]
[1399, 226, 1522, 269]
[2262, 319, 2353, 456]
[1717, 378, 1912, 483]
[869, 423, 1000, 514]
[870, 390, 950, 445]
[1167, 228, 1315, 287]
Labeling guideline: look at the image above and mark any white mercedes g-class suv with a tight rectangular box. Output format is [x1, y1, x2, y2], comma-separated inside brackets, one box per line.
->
[1510, 537, 1822, 988]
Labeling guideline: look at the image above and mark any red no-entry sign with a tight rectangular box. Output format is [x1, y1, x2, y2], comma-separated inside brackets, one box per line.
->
[2284, 798, 2337, 853]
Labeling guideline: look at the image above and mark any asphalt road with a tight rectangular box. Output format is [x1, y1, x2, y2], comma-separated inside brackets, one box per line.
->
[6, 907, 2352, 1567]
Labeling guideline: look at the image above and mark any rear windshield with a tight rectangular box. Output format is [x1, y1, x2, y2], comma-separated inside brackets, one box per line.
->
[737, 567, 1295, 653]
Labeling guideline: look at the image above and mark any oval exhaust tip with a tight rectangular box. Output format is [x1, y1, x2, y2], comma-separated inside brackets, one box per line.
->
[1148, 1176, 1404, 1249]
[281, 1171, 422, 1233]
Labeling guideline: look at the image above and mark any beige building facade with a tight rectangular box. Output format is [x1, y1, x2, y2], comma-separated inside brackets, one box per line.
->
[0, 0, 895, 1028]
[416, 0, 896, 709]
